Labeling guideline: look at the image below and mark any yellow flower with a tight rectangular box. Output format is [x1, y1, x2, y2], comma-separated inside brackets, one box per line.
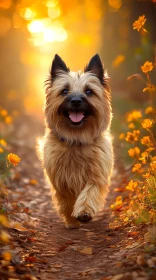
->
[141, 136, 151, 145]
[0, 147, 4, 153]
[133, 15, 146, 31]
[126, 130, 140, 142]
[5, 116, 12, 124]
[142, 119, 153, 129]
[128, 147, 140, 158]
[132, 163, 142, 172]
[141, 61, 153, 73]
[0, 109, 8, 117]
[145, 106, 153, 115]
[128, 122, 135, 129]
[0, 139, 7, 147]
[127, 110, 142, 122]
[150, 161, 156, 171]
[126, 180, 138, 191]
[119, 133, 125, 140]
[7, 153, 21, 166]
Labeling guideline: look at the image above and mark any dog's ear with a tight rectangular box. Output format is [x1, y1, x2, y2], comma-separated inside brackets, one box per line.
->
[84, 54, 105, 85]
[51, 54, 69, 79]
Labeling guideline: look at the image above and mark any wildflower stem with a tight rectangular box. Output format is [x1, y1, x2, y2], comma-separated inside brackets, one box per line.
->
[147, 129, 156, 147]
[146, 73, 153, 106]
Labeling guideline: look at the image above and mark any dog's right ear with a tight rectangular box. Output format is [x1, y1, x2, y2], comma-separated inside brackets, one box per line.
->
[50, 54, 69, 80]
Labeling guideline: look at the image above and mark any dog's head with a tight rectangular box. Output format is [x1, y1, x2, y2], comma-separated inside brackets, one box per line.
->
[45, 54, 112, 144]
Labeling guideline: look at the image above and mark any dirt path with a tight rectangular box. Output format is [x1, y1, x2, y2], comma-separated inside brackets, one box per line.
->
[1, 119, 155, 280]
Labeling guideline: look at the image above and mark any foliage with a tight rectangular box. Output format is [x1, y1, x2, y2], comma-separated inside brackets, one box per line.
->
[0, 109, 21, 249]
[111, 15, 156, 226]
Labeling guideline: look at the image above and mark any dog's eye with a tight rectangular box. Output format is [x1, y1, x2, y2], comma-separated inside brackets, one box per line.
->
[61, 89, 68, 95]
[85, 89, 93, 96]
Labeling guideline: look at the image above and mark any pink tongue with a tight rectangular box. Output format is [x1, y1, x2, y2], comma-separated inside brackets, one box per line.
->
[69, 112, 84, 123]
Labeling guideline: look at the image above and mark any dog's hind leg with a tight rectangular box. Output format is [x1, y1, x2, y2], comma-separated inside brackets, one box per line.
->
[72, 184, 108, 222]
[54, 190, 80, 229]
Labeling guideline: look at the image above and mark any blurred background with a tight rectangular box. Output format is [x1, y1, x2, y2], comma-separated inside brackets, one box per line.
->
[0, 0, 156, 120]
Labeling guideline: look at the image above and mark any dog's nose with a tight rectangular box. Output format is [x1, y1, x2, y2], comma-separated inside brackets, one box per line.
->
[71, 97, 82, 106]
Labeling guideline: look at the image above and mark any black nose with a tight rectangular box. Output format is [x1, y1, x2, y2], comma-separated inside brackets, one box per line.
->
[71, 97, 82, 106]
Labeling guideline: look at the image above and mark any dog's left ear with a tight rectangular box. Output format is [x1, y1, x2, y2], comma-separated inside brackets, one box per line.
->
[51, 54, 70, 80]
[84, 54, 105, 85]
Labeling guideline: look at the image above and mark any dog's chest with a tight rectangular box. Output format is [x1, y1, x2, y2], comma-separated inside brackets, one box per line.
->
[51, 145, 96, 193]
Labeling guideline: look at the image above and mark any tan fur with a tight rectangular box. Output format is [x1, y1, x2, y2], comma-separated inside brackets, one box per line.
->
[40, 62, 114, 229]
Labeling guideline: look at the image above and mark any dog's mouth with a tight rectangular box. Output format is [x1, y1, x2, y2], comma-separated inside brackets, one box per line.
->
[68, 111, 84, 125]
[58, 95, 93, 126]
[62, 110, 91, 126]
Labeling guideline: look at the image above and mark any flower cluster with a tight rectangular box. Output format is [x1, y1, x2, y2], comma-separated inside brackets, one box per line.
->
[112, 15, 156, 226]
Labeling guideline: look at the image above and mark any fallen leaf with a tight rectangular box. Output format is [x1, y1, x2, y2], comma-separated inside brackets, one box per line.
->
[137, 255, 147, 266]
[147, 258, 155, 268]
[77, 246, 92, 255]
[58, 245, 67, 252]
[10, 222, 28, 232]
[128, 231, 139, 237]
[86, 232, 95, 238]
[126, 242, 140, 249]
[24, 256, 36, 262]
[111, 274, 124, 280]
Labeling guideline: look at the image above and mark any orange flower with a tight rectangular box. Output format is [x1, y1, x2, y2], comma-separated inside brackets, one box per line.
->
[127, 110, 142, 122]
[145, 106, 153, 115]
[5, 116, 12, 124]
[132, 163, 142, 172]
[112, 55, 125, 68]
[133, 15, 146, 31]
[143, 173, 150, 179]
[141, 61, 153, 73]
[142, 119, 153, 129]
[139, 151, 148, 164]
[119, 133, 125, 140]
[0, 139, 7, 147]
[126, 180, 138, 191]
[0, 147, 4, 153]
[128, 147, 140, 158]
[7, 153, 21, 166]
[126, 130, 140, 142]
[128, 122, 135, 129]
[141, 136, 151, 145]
[150, 161, 156, 171]
[0, 109, 8, 117]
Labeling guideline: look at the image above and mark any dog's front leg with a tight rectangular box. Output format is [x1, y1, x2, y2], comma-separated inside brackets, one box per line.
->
[72, 184, 108, 222]
[54, 190, 80, 229]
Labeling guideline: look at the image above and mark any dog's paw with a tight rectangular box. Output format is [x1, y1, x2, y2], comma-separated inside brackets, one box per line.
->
[77, 212, 92, 223]
[65, 221, 80, 229]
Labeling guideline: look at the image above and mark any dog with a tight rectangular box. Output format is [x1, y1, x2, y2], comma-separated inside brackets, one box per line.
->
[41, 54, 114, 229]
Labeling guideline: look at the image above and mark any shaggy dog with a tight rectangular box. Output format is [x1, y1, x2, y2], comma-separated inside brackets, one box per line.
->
[41, 54, 114, 228]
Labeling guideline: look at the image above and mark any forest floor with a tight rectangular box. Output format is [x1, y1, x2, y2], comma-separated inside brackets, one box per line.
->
[0, 117, 156, 280]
